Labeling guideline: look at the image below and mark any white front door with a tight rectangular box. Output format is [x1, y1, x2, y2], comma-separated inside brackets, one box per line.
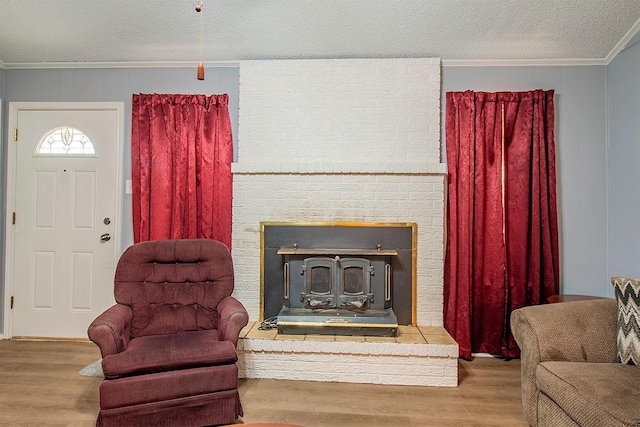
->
[6, 103, 123, 339]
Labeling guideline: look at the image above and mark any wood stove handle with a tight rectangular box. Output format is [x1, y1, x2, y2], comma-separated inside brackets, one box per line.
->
[284, 262, 290, 300]
[385, 264, 391, 301]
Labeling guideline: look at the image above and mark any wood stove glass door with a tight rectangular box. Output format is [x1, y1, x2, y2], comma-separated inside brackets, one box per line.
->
[339, 258, 373, 309]
[301, 257, 336, 309]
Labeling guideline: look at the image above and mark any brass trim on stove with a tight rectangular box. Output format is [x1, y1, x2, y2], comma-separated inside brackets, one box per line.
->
[276, 320, 398, 329]
[277, 247, 398, 256]
[259, 222, 266, 321]
[412, 223, 418, 326]
[260, 221, 418, 325]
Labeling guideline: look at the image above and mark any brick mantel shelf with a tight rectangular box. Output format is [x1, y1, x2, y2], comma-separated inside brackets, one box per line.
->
[231, 162, 447, 175]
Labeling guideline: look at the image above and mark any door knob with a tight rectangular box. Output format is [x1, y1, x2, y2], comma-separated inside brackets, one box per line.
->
[100, 233, 111, 243]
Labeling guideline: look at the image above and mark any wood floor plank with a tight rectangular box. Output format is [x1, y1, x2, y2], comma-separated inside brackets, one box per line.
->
[0, 340, 527, 426]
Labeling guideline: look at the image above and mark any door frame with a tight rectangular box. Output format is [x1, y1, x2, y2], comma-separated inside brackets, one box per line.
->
[3, 102, 125, 338]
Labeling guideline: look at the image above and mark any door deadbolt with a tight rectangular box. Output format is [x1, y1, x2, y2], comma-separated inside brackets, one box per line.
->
[103, 217, 111, 225]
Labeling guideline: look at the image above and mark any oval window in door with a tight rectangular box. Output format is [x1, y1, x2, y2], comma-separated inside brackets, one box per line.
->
[35, 126, 96, 156]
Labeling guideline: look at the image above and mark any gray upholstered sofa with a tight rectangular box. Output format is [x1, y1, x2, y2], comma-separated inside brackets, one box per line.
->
[510, 298, 640, 427]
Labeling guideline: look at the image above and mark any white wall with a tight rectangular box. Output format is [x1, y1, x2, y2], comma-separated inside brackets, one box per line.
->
[237, 59, 441, 165]
[442, 66, 610, 297]
[0, 68, 4, 333]
[607, 43, 640, 280]
[0, 69, 6, 331]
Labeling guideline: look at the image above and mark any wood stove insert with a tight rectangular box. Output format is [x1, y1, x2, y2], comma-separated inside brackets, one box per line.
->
[261, 223, 416, 337]
[277, 247, 398, 336]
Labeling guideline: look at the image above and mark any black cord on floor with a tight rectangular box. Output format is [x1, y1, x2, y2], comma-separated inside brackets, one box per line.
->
[258, 316, 278, 330]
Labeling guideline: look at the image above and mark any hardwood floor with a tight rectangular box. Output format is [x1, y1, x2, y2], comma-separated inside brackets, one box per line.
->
[0, 340, 527, 426]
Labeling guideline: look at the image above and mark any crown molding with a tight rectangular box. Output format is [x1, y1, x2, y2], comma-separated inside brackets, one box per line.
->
[3, 50, 633, 70]
[1, 60, 240, 70]
[442, 58, 607, 67]
[605, 16, 640, 64]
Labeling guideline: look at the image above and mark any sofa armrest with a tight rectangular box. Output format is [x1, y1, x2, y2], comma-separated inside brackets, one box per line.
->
[510, 298, 618, 427]
[87, 303, 133, 358]
[217, 296, 249, 346]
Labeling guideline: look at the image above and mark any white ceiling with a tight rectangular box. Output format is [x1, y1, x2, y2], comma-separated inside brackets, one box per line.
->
[1, 0, 639, 68]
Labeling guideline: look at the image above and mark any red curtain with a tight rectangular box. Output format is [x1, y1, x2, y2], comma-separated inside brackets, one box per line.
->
[444, 90, 559, 360]
[131, 94, 233, 248]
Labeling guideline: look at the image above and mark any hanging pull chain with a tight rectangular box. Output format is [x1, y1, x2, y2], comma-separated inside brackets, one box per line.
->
[196, 1, 205, 80]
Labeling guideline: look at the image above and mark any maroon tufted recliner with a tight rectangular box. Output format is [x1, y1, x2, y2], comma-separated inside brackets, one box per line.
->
[88, 239, 249, 427]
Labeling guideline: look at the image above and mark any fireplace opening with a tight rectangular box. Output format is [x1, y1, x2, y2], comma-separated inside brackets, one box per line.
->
[261, 223, 416, 336]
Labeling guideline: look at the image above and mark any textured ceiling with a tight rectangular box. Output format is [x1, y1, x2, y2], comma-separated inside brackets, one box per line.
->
[1, 0, 639, 67]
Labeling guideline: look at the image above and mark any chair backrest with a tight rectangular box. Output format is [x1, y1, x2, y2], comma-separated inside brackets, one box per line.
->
[114, 239, 234, 338]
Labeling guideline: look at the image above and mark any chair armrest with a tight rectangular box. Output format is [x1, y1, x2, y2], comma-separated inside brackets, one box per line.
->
[217, 296, 249, 346]
[510, 298, 618, 427]
[511, 298, 617, 363]
[87, 303, 133, 358]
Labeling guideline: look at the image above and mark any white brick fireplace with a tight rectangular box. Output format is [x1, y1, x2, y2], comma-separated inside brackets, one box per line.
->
[231, 58, 457, 386]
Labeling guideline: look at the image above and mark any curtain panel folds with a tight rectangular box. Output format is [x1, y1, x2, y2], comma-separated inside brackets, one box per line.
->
[444, 90, 559, 360]
[131, 94, 233, 248]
